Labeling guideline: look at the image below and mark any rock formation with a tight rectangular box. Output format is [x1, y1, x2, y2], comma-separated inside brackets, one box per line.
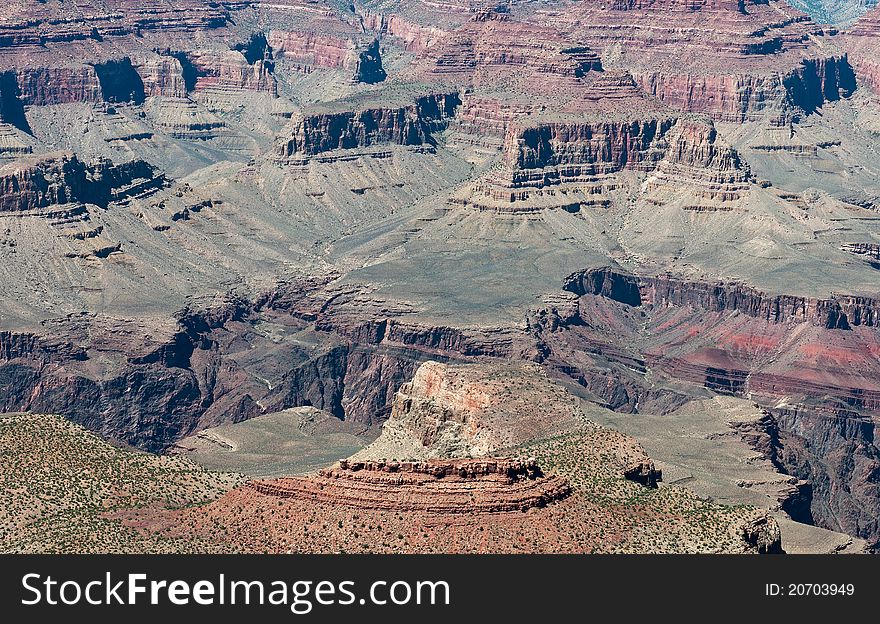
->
[276, 92, 460, 161]
[516, 0, 856, 121]
[564, 267, 880, 329]
[249, 458, 572, 513]
[644, 115, 752, 209]
[843, 7, 880, 95]
[0, 152, 162, 213]
[345, 39, 387, 84]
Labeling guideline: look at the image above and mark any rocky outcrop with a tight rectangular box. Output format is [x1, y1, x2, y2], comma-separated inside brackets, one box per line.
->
[249, 458, 571, 514]
[741, 515, 784, 554]
[136, 57, 189, 99]
[842, 7, 880, 95]
[0, 123, 31, 158]
[346, 38, 387, 84]
[0, 1, 231, 50]
[0, 71, 30, 133]
[564, 267, 880, 329]
[0, 152, 162, 213]
[771, 407, 880, 548]
[267, 31, 352, 72]
[541, 0, 855, 121]
[143, 97, 227, 140]
[93, 58, 146, 104]
[782, 56, 856, 116]
[413, 8, 602, 90]
[184, 49, 277, 95]
[276, 93, 461, 160]
[452, 97, 677, 212]
[636, 57, 856, 123]
[644, 116, 752, 207]
[359, 7, 452, 54]
[13, 66, 104, 107]
[841, 242, 880, 261]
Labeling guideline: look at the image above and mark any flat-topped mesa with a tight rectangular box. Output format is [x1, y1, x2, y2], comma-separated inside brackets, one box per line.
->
[0, 152, 164, 213]
[644, 116, 752, 207]
[248, 457, 572, 514]
[529, 0, 854, 121]
[843, 7, 880, 95]
[451, 109, 676, 212]
[275, 92, 461, 162]
[564, 267, 880, 329]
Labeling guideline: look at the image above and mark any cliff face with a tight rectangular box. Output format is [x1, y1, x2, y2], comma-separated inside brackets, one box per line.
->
[636, 56, 856, 122]
[268, 31, 351, 71]
[843, 7, 880, 95]
[0, 1, 279, 108]
[543, 267, 880, 545]
[539, 0, 855, 121]
[452, 108, 755, 213]
[505, 118, 673, 176]
[276, 93, 461, 159]
[0, 152, 161, 212]
[346, 38, 387, 84]
[136, 57, 189, 98]
[644, 116, 751, 204]
[249, 458, 572, 514]
[564, 267, 880, 329]
[185, 49, 277, 95]
[93, 58, 147, 104]
[414, 9, 603, 89]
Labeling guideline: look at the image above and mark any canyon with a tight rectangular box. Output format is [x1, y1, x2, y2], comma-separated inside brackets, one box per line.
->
[0, 0, 878, 553]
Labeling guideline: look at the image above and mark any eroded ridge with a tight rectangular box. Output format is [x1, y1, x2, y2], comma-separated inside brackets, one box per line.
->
[248, 458, 572, 514]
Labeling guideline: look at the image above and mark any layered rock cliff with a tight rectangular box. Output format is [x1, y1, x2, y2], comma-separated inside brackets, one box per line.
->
[843, 7, 880, 95]
[525, 0, 856, 121]
[276, 92, 461, 160]
[644, 116, 752, 206]
[0, 152, 162, 213]
[564, 267, 880, 329]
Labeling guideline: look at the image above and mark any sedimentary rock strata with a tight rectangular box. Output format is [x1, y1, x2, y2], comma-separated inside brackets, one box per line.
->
[564, 267, 880, 328]
[843, 7, 880, 95]
[515, 0, 856, 121]
[250, 458, 571, 513]
[0, 152, 162, 213]
[276, 92, 460, 160]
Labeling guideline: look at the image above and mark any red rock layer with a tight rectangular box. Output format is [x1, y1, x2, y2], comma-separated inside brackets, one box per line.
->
[187, 50, 277, 95]
[0, 0, 231, 49]
[412, 9, 602, 91]
[248, 458, 572, 514]
[0, 1, 273, 108]
[514, 0, 853, 121]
